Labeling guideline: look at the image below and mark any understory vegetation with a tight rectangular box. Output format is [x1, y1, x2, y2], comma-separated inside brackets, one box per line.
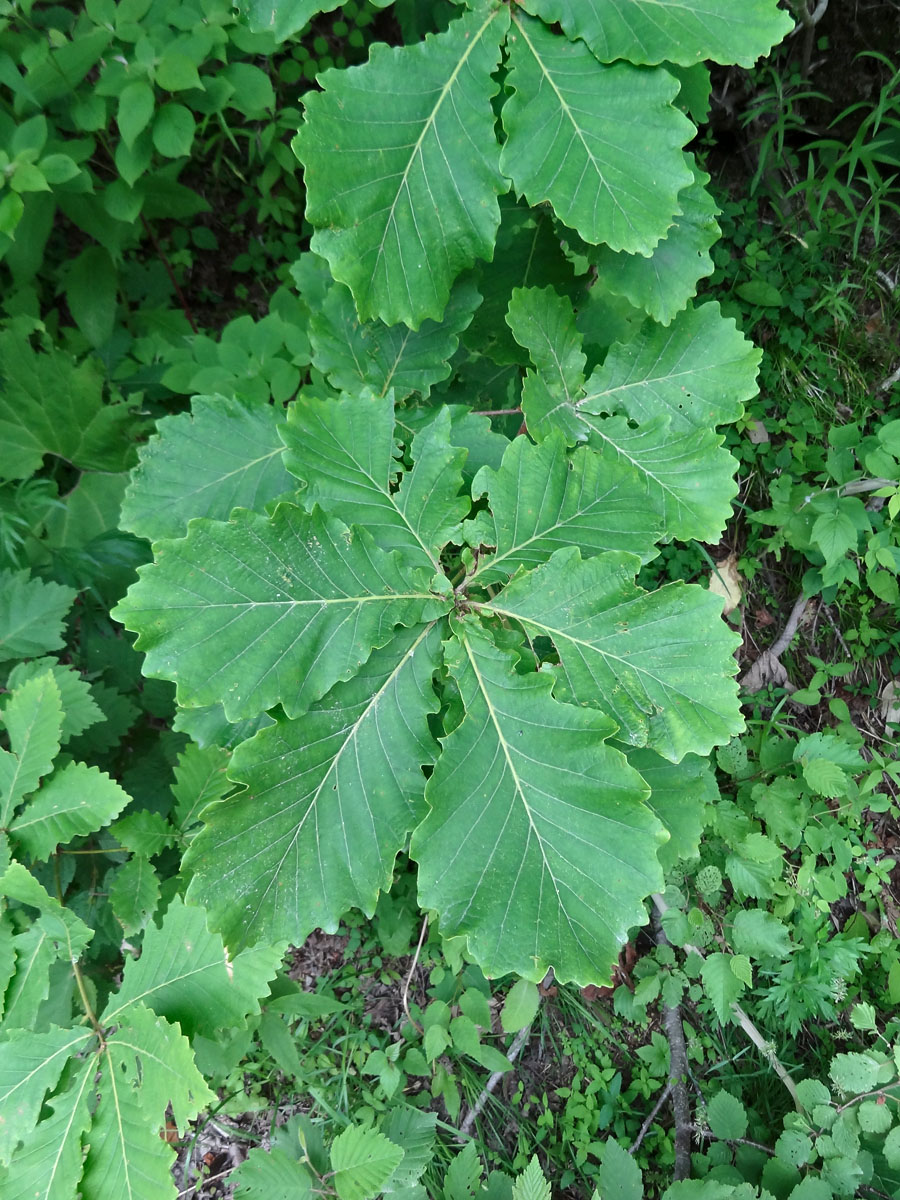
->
[1, 1, 900, 1197]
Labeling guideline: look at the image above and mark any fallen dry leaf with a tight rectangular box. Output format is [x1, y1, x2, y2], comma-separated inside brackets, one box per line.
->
[708, 553, 743, 615]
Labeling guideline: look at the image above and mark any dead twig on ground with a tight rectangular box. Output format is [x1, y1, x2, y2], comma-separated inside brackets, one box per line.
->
[740, 592, 810, 695]
[458, 1023, 532, 1139]
[651, 903, 692, 1179]
[401, 915, 429, 1035]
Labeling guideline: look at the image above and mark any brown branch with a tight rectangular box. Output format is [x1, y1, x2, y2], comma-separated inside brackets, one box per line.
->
[651, 905, 692, 1180]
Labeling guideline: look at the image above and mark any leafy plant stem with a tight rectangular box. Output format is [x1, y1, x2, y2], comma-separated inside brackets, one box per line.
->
[54, 851, 105, 1039]
[139, 214, 199, 334]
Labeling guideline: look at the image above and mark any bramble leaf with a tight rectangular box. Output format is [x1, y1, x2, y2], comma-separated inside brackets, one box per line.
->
[112, 503, 450, 721]
[413, 618, 663, 984]
[501, 13, 693, 253]
[521, 0, 794, 68]
[330, 1124, 404, 1200]
[486, 548, 742, 761]
[120, 394, 295, 543]
[280, 391, 468, 570]
[465, 431, 661, 585]
[186, 623, 442, 948]
[294, 6, 510, 327]
[512, 1156, 551, 1200]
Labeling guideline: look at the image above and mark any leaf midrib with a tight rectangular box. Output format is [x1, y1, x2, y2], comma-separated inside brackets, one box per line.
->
[372, 7, 503, 296]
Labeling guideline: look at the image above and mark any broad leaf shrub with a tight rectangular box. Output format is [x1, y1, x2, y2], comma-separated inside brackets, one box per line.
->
[114, 0, 793, 985]
[1, 0, 842, 1196]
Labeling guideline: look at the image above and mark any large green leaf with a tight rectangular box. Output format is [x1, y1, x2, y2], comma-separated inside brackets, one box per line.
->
[0, 673, 63, 826]
[625, 748, 718, 870]
[501, 13, 693, 253]
[186, 622, 442, 949]
[80, 1004, 215, 1200]
[120, 394, 295, 543]
[464, 432, 660, 584]
[0, 332, 137, 479]
[310, 277, 482, 400]
[579, 303, 760, 434]
[294, 5, 510, 327]
[9, 761, 132, 861]
[521, 0, 794, 67]
[0, 570, 75, 665]
[0, 1024, 92, 1165]
[506, 286, 587, 444]
[245, 0, 341, 41]
[486, 547, 743, 761]
[586, 160, 721, 325]
[111, 503, 450, 721]
[412, 618, 663, 984]
[108, 896, 282, 1034]
[582, 413, 739, 543]
[280, 391, 468, 570]
[1, 1067, 93, 1200]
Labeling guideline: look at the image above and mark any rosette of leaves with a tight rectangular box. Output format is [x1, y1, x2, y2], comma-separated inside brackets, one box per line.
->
[112, 0, 787, 990]
[114, 377, 747, 986]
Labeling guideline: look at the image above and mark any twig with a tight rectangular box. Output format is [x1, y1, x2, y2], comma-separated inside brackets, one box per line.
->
[472, 407, 522, 417]
[140, 214, 199, 334]
[458, 1023, 532, 1138]
[770, 592, 811, 657]
[651, 905, 692, 1179]
[401, 915, 428, 1035]
[691, 1127, 776, 1156]
[177, 1166, 236, 1197]
[651, 896, 801, 1112]
[730, 1004, 801, 1109]
[629, 1083, 672, 1154]
[879, 362, 900, 393]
